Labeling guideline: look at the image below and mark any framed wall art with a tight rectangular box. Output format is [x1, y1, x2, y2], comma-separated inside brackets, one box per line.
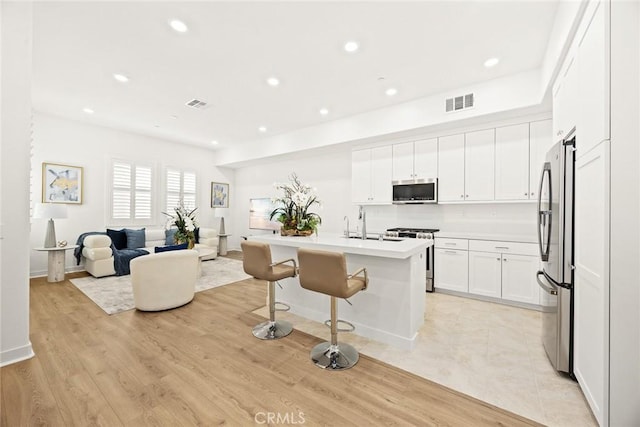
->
[42, 162, 83, 204]
[211, 182, 229, 208]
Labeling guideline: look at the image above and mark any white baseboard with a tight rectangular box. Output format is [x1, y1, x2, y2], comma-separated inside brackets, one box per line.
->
[0, 342, 35, 367]
[30, 265, 85, 279]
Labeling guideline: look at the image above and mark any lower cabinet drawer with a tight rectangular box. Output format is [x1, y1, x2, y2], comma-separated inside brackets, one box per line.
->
[468, 239, 538, 256]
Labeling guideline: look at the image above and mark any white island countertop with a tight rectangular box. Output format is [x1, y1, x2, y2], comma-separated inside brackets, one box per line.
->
[249, 233, 430, 259]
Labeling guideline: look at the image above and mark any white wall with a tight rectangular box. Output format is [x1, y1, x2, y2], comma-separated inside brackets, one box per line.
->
[1, 2, 35, 366]
[30, 113, 234, 276]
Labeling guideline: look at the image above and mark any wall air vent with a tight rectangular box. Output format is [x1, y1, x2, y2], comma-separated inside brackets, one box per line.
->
[185, 99, 209, 109]
[445, 93, 474, 113]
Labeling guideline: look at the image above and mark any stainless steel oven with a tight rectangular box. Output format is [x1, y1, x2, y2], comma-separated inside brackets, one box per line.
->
[386, 227, 439, 292]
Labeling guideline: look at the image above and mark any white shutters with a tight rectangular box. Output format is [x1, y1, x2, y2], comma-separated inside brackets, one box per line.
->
[111, 161, 153, 222]
[165, 168, 197, 212]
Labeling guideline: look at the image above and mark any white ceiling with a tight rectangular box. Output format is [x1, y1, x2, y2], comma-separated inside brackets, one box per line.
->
[32, 1, 559, 151]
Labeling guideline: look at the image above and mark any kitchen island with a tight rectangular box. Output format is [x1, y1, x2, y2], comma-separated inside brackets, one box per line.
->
[248, 234, 431, 349]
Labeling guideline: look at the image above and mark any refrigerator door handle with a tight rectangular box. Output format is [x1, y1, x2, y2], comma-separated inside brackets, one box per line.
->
[537, 163, 552, 261]
[536, 271, 558, 295]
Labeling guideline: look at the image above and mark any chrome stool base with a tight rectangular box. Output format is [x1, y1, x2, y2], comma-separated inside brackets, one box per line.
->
[310, 342, 359, 370]
[252, 320, 293, 340]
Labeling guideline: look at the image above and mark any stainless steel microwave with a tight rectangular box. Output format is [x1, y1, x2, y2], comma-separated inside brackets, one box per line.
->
[392, 178, 438, 204]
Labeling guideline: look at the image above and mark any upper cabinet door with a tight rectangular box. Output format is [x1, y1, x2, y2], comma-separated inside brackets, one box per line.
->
[465, 129, 495, 201]
[370, 146, 393, 203]
[351, 149, 372, 204]
[413, 138, 438, 179]
[577, 0, 608, 158]
[529, 120, 553, 200]
[437, 134, 465, 202]
[553, 53, 579, 140]
[392, 142, 414, 181]
[495, 123, 530, 200]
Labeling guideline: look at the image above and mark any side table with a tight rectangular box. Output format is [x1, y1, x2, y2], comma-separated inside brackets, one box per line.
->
[34, 245, 79, 283]
[218, 234, 230, 256]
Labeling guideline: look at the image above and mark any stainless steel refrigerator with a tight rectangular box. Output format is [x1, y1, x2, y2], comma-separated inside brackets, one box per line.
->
[536, 129, 576, 375]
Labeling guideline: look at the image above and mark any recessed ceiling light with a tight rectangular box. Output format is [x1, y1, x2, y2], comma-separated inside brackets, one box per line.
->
[344, 40, 359, 53]
[169, 19, 188, 33]
[258, 126, 267, 133]
[82, 107, 94, 114]
[484, 57, 500, 68]
[319, 108, 329, 116]
[210, 140, 219, 145]
[154, 124, 160, 128]
[170, 115, 178, 119]
[113, 73, 129, 83]
[266, 77, 280, 87]
[385, 88, 398, 96]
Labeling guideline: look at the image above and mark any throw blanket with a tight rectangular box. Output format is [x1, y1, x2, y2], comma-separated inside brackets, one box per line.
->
[74, 232, 148, 276]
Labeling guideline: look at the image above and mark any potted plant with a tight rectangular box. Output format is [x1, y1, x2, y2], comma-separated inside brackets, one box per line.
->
[163, 202, 198, 248]
[270, 173, 322, 236]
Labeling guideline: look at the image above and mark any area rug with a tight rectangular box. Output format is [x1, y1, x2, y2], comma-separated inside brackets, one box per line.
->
[70, 257, 250, 315]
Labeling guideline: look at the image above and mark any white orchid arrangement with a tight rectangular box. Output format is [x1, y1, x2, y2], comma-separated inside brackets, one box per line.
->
[163, 202, 198, 244]
[270, 173, 322, 233]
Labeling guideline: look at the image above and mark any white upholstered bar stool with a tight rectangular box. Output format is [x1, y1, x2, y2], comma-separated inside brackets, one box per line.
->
[297, 248, 368, 370]
[241, 241, 297, 340]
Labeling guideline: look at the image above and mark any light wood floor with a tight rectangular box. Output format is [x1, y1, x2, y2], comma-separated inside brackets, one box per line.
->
[1, 252, 541, 426]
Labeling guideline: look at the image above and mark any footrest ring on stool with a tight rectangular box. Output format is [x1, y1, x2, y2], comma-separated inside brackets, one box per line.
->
[323, 319, 355, 333]
[275, 301, 291, 312]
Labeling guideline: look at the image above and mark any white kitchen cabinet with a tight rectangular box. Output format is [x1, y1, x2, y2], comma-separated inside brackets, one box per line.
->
[437, 134, 465, 202]
[392, 142, 414, 181]
[553, 52, 579, 141]
[464, 129, 495, 201]
[574, 140, 609, 426]
[391, 138, 437, 181]
[414, 138, 438, 179]
[468, 251, 502, 298]
[501, 254, 540, 305]
[434, 248, 468, 292]
[577, 0, 609, 157]
[351, 146, 392, 204]
[495, 123, 530, 201]
[529, 119, 553, 200]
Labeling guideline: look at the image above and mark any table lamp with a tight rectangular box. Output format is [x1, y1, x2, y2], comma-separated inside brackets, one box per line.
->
[33, 202, 68, 248]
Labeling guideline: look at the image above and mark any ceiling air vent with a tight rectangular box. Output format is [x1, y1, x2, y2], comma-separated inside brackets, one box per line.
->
[185, 99, 209, 109]
[445, 93, 474, 113]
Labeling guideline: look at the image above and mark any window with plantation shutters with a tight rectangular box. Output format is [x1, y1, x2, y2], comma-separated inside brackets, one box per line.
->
[110, 160, 153, 223]
[165, 168, 197, 212]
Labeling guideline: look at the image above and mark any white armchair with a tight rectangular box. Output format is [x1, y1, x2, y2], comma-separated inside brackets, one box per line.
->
[82, 235, 116, 278]
[130, 250, 199, 311]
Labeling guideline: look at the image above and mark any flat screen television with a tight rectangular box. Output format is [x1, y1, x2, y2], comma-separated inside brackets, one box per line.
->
[249, 198, 281, 231]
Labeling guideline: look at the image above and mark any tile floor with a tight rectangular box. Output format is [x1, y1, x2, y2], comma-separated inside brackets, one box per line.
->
[255, 292, 597, 427]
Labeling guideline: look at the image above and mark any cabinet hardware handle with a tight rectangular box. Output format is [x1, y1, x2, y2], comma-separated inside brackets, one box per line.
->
[524, 193, 528, 196]
[466, 195, 469, 198]
[495, 246, 509, 249]
[444, 242, 456, 246]
[496, 258, 500, 261]
[445, 250, 457, 254]
[503, 258, 508, 262]
[460, 195, 464, 198]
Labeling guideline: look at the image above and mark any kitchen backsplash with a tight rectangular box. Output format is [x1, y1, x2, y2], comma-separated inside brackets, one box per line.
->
[357, 203, 536, 237]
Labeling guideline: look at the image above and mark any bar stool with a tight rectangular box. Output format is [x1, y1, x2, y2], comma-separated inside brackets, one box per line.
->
[241, 241, 297, 340]
[297, 248, 368, 370]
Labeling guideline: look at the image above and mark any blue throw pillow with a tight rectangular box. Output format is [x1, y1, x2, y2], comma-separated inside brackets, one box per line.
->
[125, 228, 146, 249]
[106, 228, 127, 250]
[154, 243, 188, 253]
[165, 228, 177, 245]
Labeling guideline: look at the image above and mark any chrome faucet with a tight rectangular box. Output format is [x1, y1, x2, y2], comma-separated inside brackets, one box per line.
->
[358, 205, 367, 240]
[343, 216, 350, 238]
